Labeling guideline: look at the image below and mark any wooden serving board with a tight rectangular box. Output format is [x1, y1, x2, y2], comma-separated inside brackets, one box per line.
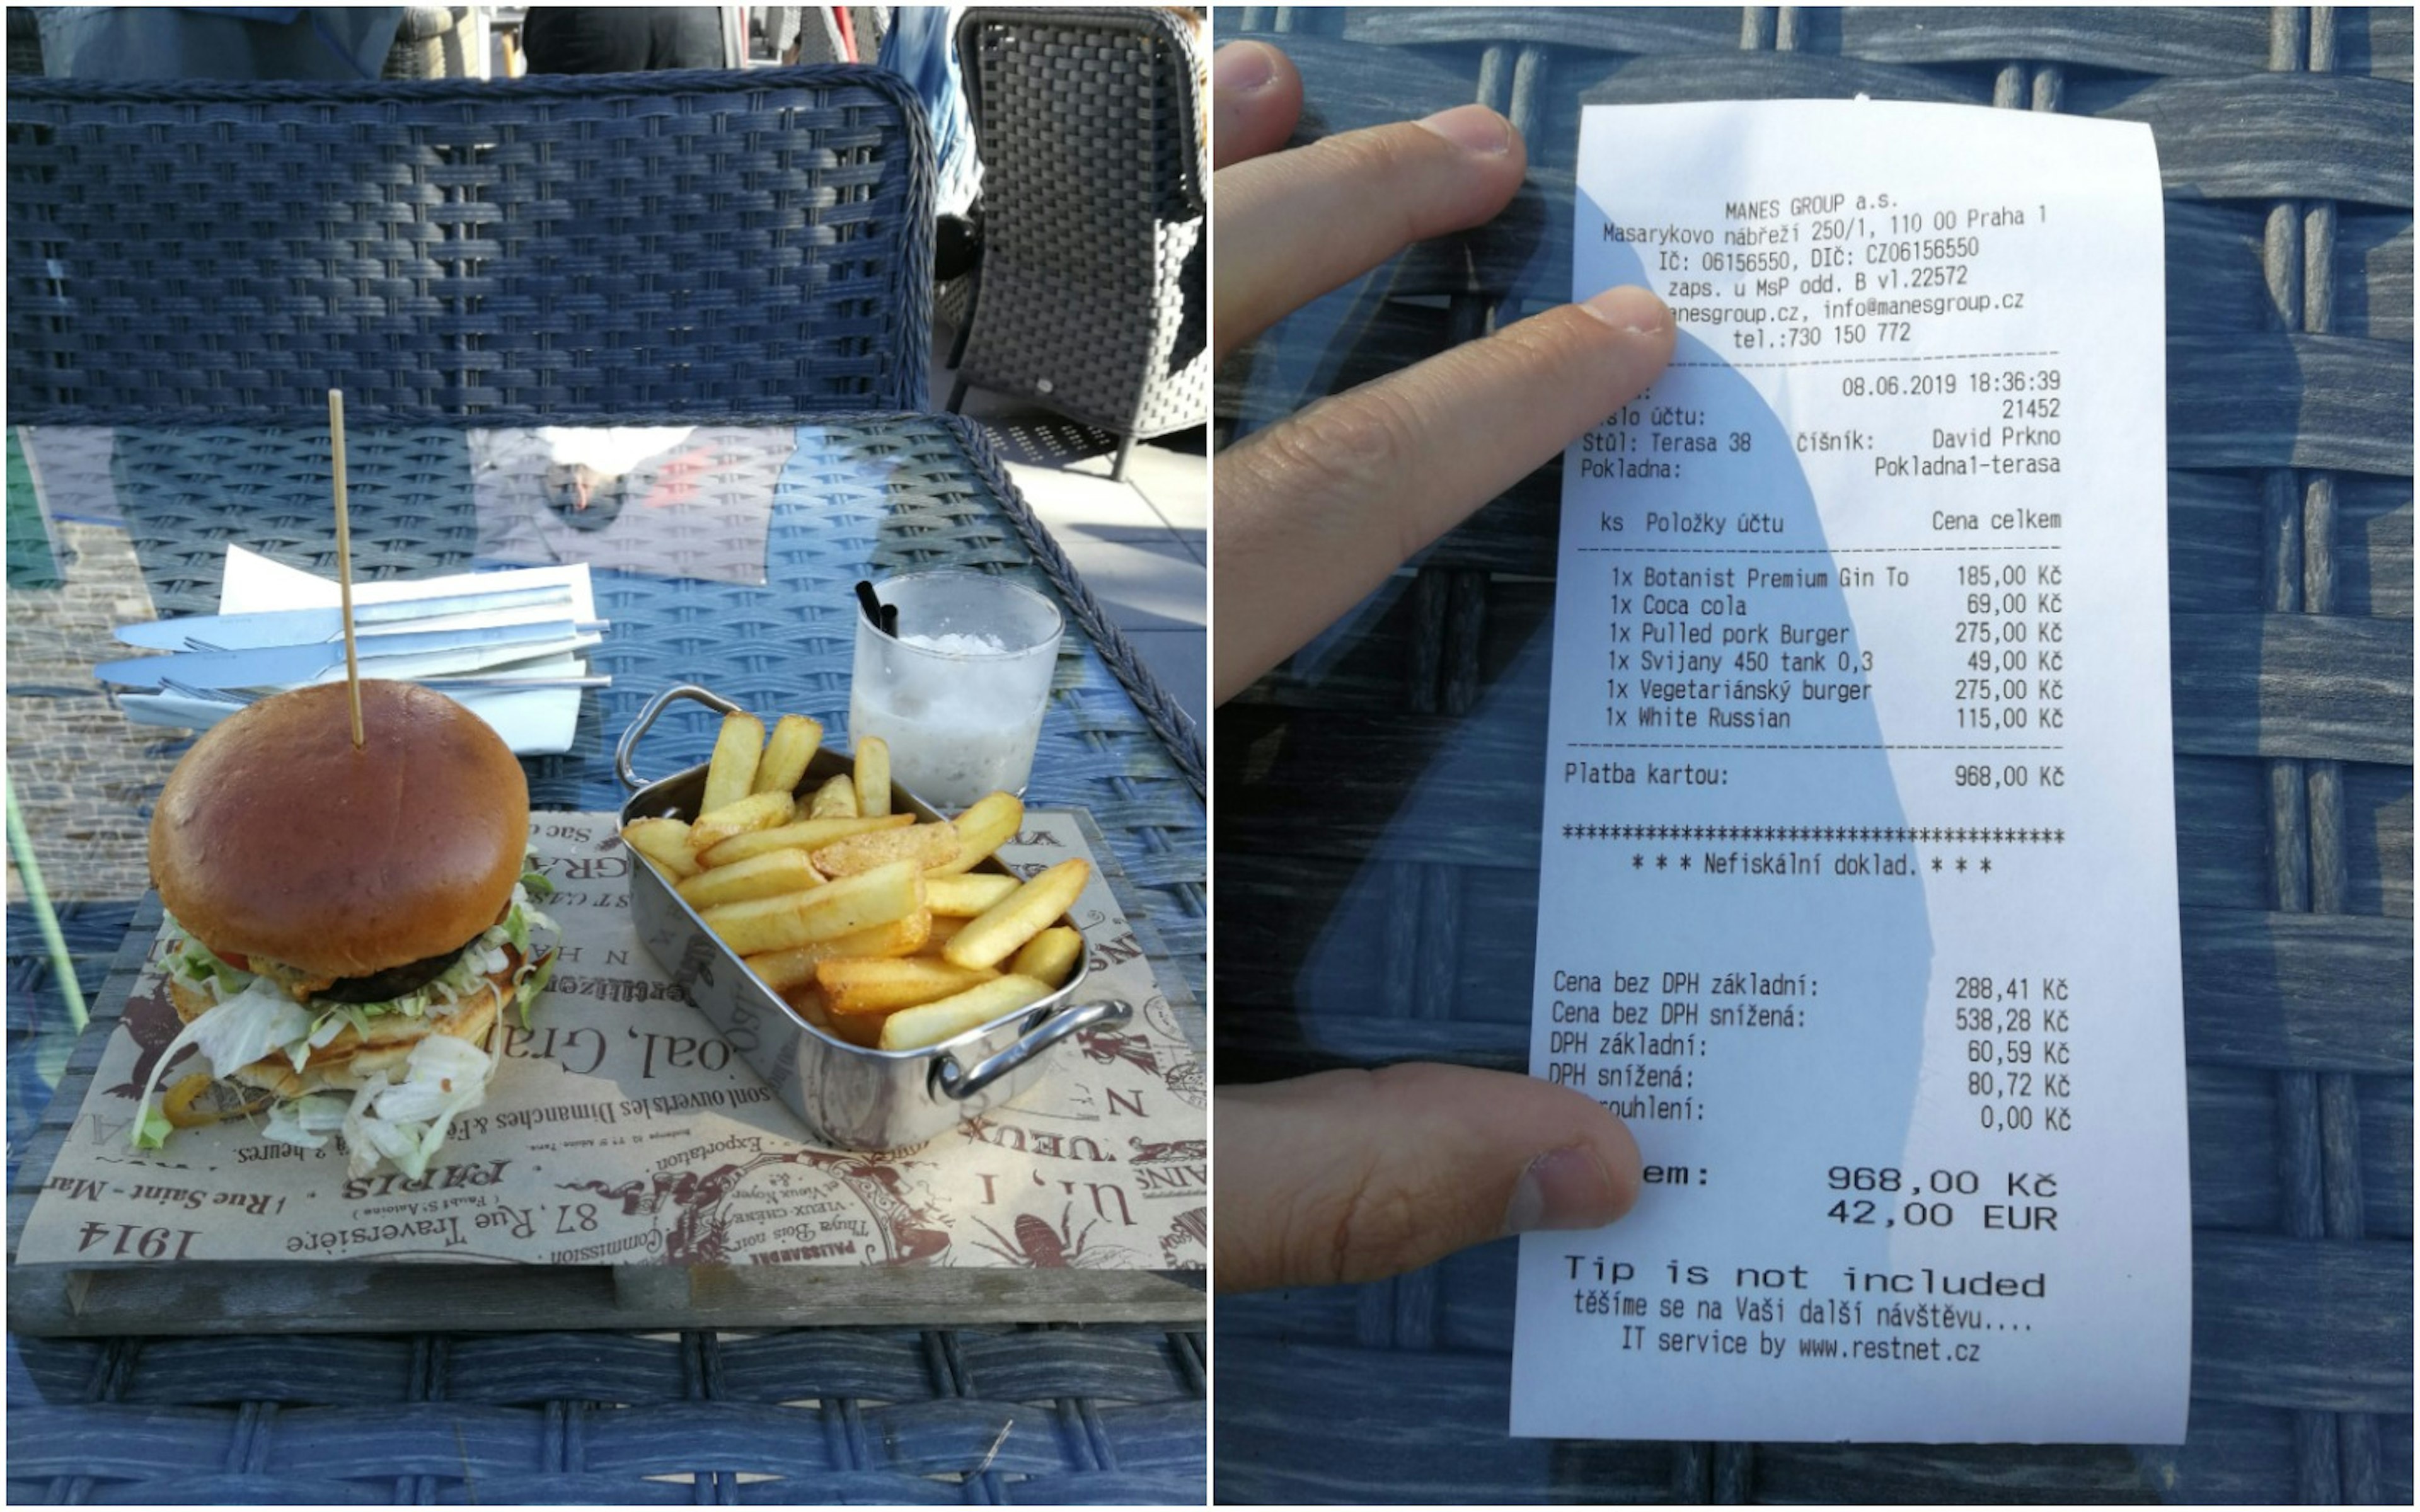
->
[10, 871, 1207, 1337]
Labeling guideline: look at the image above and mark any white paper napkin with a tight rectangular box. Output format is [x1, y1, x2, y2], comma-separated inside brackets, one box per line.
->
[117, 546, 600, 755]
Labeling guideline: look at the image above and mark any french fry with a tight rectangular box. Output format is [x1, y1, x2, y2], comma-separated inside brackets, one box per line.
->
[879, 975, 1054, 1051]
[817, 957, 999, 1014]
[943, 859, 1090, 970]
[854, 736, 892, 817]
[781, 983, 836, 1033]
[698, 813, 913, 869]
[687, 789, 796, 852]
[1009, 925, 1085, 988]
[747, 948, 825, 994]
[751, 714, 822, 797]
[743, 913, 932, 990]
[676, 848, 821, 910]
[923, 873, 1020, 917]
[926, 791, 1022, 876]
[623, 816, 703, 879]
[810, 820, 959, 878]
[702, 711, 766, 813]
[654, 699, 1086, 1054]
[807, 772, 859, 818]
[919, 914, 971, 954]
[821, 1000, 890, 1047]
[699, 860, 921, 955]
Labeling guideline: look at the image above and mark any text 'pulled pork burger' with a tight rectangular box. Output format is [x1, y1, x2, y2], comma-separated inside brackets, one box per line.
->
[135, 680, 558, 1176]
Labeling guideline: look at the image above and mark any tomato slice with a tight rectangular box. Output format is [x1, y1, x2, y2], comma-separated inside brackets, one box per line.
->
[219, 951, 251, 971]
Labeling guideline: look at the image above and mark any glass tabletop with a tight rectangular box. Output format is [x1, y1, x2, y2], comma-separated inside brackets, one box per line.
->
[6, 413, 1206, 1160]
[1212, 8, 2411, 1506]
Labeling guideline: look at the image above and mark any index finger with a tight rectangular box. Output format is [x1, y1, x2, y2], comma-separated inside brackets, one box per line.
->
[1212, 40, 1302, 171]
[1214, 285, 1675, 702]
[1214, 105, 1529, 365]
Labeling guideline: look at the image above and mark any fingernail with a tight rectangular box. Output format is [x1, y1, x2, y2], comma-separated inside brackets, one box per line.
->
[1415, 103, 1513, 156]
[1580, 285, 1671, 336]
[1214, 40, 1279, 94]
[1502, 1145, 1623, 1235]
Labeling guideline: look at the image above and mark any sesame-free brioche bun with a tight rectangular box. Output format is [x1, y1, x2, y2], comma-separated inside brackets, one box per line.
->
[149, 680, 529, 980]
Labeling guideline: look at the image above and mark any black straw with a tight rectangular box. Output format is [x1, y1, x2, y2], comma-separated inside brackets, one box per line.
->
[855, 580, 889, 636]
[880, 603, 899, 638]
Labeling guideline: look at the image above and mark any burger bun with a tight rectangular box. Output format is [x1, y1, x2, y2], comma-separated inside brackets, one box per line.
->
[149, 681, 529, 980]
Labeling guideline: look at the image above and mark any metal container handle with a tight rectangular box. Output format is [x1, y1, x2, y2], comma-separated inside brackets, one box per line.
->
[935, 998, 1132, 1102]
[616, 683, 743, 791]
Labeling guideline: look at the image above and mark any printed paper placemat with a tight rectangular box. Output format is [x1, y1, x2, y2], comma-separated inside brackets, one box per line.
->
[18, 812, 1206, 1273]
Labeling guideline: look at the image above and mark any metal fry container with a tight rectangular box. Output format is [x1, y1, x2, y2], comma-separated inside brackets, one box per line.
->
[614, 684, 1128, 1150]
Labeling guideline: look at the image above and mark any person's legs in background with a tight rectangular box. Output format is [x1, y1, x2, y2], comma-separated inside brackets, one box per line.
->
[520, 7, 725, 74]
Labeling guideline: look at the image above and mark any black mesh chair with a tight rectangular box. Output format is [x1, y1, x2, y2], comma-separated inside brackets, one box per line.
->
[945, 8, 1208, 481]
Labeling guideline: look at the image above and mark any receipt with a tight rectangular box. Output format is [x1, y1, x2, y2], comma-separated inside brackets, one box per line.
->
[1512, 101, 2185, 1443]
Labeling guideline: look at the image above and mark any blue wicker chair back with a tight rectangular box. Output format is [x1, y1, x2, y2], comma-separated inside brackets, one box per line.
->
[6, 67, 934, 423]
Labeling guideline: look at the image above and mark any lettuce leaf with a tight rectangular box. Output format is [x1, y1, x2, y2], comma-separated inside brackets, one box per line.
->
[195, 979, 315, 1076]
[306, 1002, 376, 1052]
[339, 1034, 495, 1178]
[262, 1094, 349, 1150]
[129, 979, 313, 1150]
[516, 950, 558, 1028]
[142, 876, 555, 1169]
[372, 1034, 491, 1123]
[132, 1105, 177, 1151]
[161, 879, 553, 1024]
[340, 1072, 416, 1176]
[166, 925, 253, 998]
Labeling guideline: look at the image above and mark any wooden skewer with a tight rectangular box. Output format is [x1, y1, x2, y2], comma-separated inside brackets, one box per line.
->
[328, 388, 365, 748]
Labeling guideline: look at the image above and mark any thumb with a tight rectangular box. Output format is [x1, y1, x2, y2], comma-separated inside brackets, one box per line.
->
[1214, 1063, 1644, 1293]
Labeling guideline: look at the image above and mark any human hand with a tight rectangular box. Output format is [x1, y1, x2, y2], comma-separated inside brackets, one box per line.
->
[1218, 1064, 1647, 1293]
[1211, 38, 1678, 702]
[1210, 41, 1668, 1292]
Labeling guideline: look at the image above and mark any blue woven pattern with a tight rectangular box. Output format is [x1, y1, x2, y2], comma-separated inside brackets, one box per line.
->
[1216, 7, 2410, 1505]
[3, 902, 135, 1188]
[6, 67, 935, 423]
[7, 1324, 1205, 1503]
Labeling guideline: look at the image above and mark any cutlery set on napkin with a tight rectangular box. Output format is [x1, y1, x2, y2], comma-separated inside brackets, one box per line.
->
[96, 546, 606, 755]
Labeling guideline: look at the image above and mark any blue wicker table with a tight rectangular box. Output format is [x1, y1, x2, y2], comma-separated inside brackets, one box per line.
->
[1213, 6, 2409, 1504]
[5, 413, 1206, 1503]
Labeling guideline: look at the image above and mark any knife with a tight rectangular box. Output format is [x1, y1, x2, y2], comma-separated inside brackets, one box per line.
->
[121, 675, 602, 733]
[113, 584, 576, 650]
[96, 621, 591, 690]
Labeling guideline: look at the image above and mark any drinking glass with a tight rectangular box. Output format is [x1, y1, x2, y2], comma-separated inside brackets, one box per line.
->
[848, 570, 1063, 809]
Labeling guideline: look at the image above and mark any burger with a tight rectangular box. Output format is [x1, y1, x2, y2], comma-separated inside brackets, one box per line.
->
[134, 679, 558, 1177]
